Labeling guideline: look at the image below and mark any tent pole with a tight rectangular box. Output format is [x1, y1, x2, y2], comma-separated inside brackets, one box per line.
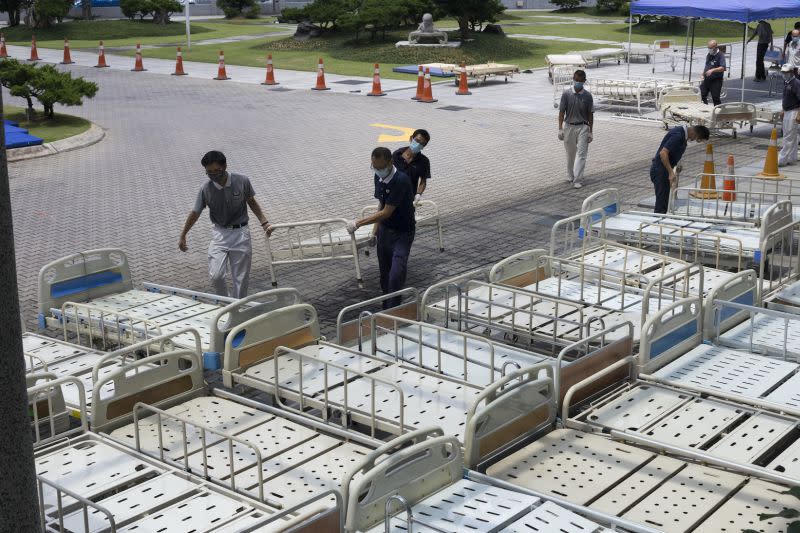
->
[689, 19, 696, 82]
[683, 17, 691, 79]
[627, 12, 633, 78]
[741, 22, 747, 102]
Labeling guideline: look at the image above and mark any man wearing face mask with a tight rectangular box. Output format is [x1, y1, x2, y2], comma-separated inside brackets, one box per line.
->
[558, 69, 593, 190]
[650, 125, 711, 214]
[783, 22, 800, 61]
[346, 147, 415, 309]
[700, 40, 726, 106]
[392, 129, 431, 205]
[787, 29, 800, 72]
[178, 150, 273, 299]
[779, 63, 800, 167]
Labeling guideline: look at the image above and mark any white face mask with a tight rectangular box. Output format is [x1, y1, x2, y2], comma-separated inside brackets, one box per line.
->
[372, 165, 391, 179]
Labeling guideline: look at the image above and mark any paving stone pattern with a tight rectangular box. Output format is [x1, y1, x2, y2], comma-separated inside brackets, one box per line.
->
[7, 64, 759, 336]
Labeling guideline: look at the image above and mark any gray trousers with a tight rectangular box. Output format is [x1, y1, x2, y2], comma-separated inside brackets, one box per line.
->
[564, 124, 590, 183]
[208, 225, 252, 299]
[779, 109, 799, 166]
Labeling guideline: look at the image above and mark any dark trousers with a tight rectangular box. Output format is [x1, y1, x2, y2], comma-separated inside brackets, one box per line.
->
[651, 165, 671, 214]
[376, 226, 415, 309]
[700, 76, 723, 105]
[756, 42, 769, 80]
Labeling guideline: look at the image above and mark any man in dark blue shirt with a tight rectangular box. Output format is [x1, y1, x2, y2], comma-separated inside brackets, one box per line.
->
[392, 129, 431, 202]
[650, 125, 710, 213]
[700, 40, 726, 106]
[348, 147, 416, 308]
[779, 63, 800, 166]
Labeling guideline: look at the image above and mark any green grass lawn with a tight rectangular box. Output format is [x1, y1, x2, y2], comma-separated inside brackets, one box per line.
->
[4, 105, 91, 143]
[2, 19, 288, 49]
[122, 31, 595, 78]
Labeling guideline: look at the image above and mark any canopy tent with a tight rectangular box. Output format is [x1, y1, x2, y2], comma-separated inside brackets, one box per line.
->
[628, 0, 800, 100]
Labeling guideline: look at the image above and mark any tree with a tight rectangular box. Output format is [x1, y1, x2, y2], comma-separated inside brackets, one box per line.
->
[25, 0, 73, 28]
[216, 0, 257, 18]
[81, 0, 92, 20]
[0, 60, 98, 119]
[398, 0, 435, 26]
[595, 0, 623, 12]
[357, 0, 406, 41]
[0, 0, 24, 26]
[433, 0, 504, 40]
[151, 0, 181, 24]
[549, 0, 583, 9]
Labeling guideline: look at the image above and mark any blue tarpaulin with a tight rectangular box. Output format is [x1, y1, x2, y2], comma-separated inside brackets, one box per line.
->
[630, 0, 800, 22]
[4, 121, 43, 149]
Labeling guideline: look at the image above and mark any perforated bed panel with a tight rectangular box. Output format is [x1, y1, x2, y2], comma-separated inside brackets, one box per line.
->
[576, 248, 666, 276]
[80, 289, 168, 313]
[522, 277, 622, 306]
[590, 454, 684, 516]
[720, 314, 800, 360]
[500, 500, 609, 533]
[429, 285, 536, 321]
[366, 479, 540, 533]
[22, 333, 100, 371]
[650, 344, 798, 399]
[485, 429, 655, 504]
[701, 478, 799, 532]
[768, 436, 800, 477]
[638, 396, 746, 449]
[322, 365, 483, 440]
[108, 295, 202, 322]
[772, 279, 800, 307]
[244, 344, 391, 398]
[585, 385, 690, 431]
[109, 396, 273, 459]
[156, 308, 225, 350]
[706, 413, 796, 464]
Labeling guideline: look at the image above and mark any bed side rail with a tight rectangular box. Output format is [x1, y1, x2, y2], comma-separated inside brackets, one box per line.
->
[760, 214, 800, 302]
[141, 282, 235, 305]
[713, 299, 800, 361]
[37, 474, 117, 533]
[637, 296, 703, 375]
[488, 249, 549, 287]
[342, 428, 461, 533]
[705, 270, 758, 335]
[641, 261, 703, 324]
[464, 363, 556, 469]
[28, 374, 88, 447]
[420, 268, 488, 322]
[221, 302, 320, 388]
[56, 302, 164, 350]
[37, 249, 132, 317]
[549, 207, 608, 258]
[336, 288, 419, 345]
[91, 329, 205, 432]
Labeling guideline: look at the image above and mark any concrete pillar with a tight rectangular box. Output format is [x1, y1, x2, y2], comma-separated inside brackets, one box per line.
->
[0, 89, 40, 530]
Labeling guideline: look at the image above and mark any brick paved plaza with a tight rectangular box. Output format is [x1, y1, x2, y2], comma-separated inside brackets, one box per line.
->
[7, 61, 758, 335]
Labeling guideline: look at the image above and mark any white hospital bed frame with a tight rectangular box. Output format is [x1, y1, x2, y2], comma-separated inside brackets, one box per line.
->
[28, 376, 343, 533]
[659, 89, 755, 138]
[265, 201, 444, 287]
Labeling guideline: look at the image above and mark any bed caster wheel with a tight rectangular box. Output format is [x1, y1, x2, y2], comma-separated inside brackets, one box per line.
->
[271, 281, 278, 287]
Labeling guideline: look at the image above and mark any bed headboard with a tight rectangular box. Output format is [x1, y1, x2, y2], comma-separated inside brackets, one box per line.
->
[704, 269, 757, 337]
[38, 249, 132, 315]
[711, 102, 756, 123]
[91, 329, 206, 432]
[222, 303, 320, 387]
[549, 208, 608, 258]
[581, 188, 621, 216]
[27, 373, 84, 446]
[208, 288, 303, 354]
[488, 249, 549, 287]
[464, 363, 556, 469]
[342, 427, 461, 532]
[637, 297, 702, 375]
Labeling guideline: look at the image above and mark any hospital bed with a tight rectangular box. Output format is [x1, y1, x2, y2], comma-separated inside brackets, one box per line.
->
[711, 299, 800, 361]
[221, 301, 551, 452]
[343, 426, 649, 533]
[480, 325, 800, 533]
[546, 55, 588, 80]
[756, 99, 783, 127]
[659, 88, 756, 137]
[265, 200, 444, 287]
[581, 188, 799, 275]
[37, 248, 302, 365]
[438, 62, 520, 85]
[567, 47, 627, 68]
[29, 375, 343, 533]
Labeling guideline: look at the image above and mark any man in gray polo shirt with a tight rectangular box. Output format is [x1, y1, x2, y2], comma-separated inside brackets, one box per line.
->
[178, 150, 273, 298]
[558, 69, 594, 189]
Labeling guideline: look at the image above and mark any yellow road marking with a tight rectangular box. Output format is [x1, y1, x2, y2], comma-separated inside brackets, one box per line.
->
[370, 123, 415, 143]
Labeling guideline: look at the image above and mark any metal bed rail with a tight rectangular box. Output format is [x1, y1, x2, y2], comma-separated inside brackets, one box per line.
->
[28, 374, 88, 447]
[57, 301, 163, 351]
[632, 220, 747, 271]
[759, 218, 800, 301]
[272, 345, 407, 438]
[264, 217, 364, 287]
[141, 282, 235, 305]
[131, 401, 270, 504]
[712, 299, 800, 360]
[37, 475, 117, 533]
[549, 206, 608, 258]
[335, 287, 420, 343]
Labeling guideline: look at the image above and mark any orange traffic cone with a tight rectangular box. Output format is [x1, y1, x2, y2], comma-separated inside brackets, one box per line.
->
[367, 63, 386, 96]
[723, 154, 736, 202]
[412, 65, 424, 100]
[417, 68, 438, 103]
[214, 50, 230, 80]
[690, 143, 718, 198]
[28, 35, 39, 61]
[172, 47, 187, 75]
[455, 62, 471, 95]
[312, 57, 330, 91]
[60, 38, 74, 64]
[261, 54, 278, 85]
[759, 127, 786, 180]
[131, 43, 146, 72]
[95, 41, 109, 68]
[0, 34, 8, 59]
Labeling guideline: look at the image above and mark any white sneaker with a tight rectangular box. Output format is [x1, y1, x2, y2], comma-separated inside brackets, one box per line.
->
[573, 182, 583, 189]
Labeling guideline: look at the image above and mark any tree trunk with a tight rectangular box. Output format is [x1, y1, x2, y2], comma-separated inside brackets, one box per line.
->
[82, 0, 92, 19]
[458, 16, 469, 40]
[24, 96, 35, 121]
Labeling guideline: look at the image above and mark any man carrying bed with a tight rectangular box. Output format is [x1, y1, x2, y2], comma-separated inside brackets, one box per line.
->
[650, 125, 710, 214]
[178, 150, 273, 299]
[347, 147, 416, 309]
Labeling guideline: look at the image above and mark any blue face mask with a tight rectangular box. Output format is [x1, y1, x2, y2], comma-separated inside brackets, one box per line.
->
[574, 81, 584, 91]
[409, 140, 423, 154]
[373, 165, 391, 179]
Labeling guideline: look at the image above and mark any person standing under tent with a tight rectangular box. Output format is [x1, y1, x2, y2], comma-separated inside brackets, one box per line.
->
[700, 40, 726, 106]
[748, 20, 773, 82]
[783, 22, 800, 61]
